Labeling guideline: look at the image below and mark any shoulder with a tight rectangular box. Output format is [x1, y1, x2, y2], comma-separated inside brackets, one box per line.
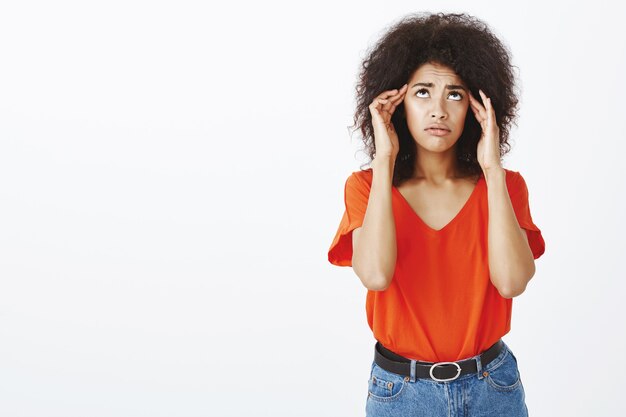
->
[503, 168, 519, 180]
[503, 168, 524, 188]
[346, 168, 374, 188]
[502, 168, 532, 200]
[353, 167, 373, 180]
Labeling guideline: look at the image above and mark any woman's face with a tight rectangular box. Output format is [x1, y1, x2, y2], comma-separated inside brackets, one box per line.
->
[402, 62, 470, 154]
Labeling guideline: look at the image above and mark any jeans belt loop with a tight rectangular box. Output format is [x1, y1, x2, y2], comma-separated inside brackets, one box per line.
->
[475, 353, 484, 380]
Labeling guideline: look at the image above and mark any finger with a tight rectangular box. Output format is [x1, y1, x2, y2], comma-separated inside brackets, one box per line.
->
[469, 91, 485, 113]
[378, 84, 408, 101]
[389, 86, 407, 105]
[478, 89, 494, 118]
[385, 85, 408, 112]
[470, 91, 488, 121]
[369, 100, 380, 112]
[468, 91, 482, 110]
[468, 96, 481, 114]
[483, 94, 493, 115]
[469, 106, 482, 123]
[377, 98, 394, 115]
[479, 90, 496, 124]
[386, 92, 405, 113]
[371, 98, 394, 122]
[369, 105, 386, 124]
[485, 99, 494, 124]
[369, 99, 385, 115]
[374, 84, 408, 117]
[469, 99, 485, 123]
[376, 95, 397, 116]
[382, 87, 406, 112]
[479, 90, 490, 108]
[378, 88, 400, 99]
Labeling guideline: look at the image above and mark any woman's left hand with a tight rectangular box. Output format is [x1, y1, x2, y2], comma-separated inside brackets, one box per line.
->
[468, 89, 502, 174]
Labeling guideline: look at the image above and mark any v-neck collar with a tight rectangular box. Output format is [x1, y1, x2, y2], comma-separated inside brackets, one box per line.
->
[391, 175, 484, 234]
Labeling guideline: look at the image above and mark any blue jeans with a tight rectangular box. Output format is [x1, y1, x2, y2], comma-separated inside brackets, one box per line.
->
[366, 340, 528, 416]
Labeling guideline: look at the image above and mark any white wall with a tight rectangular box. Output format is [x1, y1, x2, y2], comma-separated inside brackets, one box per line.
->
[0, 1, 624, 416]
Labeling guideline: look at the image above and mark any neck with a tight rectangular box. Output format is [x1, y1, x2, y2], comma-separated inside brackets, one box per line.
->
[412, 149, 461, 182]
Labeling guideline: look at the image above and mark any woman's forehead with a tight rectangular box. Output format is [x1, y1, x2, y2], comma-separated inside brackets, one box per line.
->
[410, 62, 464, 84]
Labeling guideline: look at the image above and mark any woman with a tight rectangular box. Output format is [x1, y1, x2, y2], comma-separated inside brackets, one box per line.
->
[327, 12, 546, 416]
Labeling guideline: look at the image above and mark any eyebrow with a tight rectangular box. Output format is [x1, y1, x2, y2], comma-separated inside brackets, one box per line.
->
[411, 82, 467, 91]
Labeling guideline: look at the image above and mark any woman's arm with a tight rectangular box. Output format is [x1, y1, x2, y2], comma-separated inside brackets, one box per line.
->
[352, 157, 398, 291]
[485, 168, 536, 298]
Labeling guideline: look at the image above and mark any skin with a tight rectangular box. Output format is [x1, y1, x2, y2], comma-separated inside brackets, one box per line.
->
[366, 61, 537, 297]
[375, 61, 505, 177]
[402, 62, 470, 180]
[467, 81, 536, 297]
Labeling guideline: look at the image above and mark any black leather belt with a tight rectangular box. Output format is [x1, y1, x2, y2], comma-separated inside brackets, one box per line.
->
[374, 339, 504, 382]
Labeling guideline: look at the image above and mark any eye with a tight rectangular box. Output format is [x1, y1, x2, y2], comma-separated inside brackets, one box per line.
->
[449, 91, 463, 101]
[415, 88, 429, 98]
[415, 88, 463, 101]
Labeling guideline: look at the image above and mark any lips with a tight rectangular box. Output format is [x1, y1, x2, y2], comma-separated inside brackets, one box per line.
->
[425, 127, 451, 136]
[425, 123, 451, 131]
[424, 123, 451, 137]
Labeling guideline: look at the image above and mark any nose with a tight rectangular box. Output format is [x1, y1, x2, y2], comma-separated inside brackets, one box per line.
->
[431, 98, 448, 120]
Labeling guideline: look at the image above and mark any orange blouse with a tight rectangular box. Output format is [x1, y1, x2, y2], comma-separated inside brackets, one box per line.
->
[327, 168, 545, 362]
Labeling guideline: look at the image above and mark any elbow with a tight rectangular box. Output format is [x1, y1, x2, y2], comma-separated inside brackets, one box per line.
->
[495, 261, 536, 299]
[352, 254, 394, 291]
[497, 274, 533, 299]
[498, 286, 523, 299]
[366, 275, 392, 291]
[354, 270, 392, 291]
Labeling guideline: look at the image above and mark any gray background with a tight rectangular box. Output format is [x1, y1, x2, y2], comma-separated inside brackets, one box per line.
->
[0, 0, 624, 416]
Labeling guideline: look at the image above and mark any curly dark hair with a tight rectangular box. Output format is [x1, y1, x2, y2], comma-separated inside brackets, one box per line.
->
[349, 12, 520, 186]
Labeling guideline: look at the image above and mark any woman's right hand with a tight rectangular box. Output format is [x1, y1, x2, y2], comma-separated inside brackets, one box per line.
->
[368, 83, 408, 160]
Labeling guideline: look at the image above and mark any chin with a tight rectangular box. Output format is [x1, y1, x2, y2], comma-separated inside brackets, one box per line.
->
[415, 135, 460, 151]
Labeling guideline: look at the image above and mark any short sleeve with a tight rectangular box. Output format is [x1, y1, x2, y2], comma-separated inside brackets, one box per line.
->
[327, 172, 371, 266]
[508, 171, 546, 259]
